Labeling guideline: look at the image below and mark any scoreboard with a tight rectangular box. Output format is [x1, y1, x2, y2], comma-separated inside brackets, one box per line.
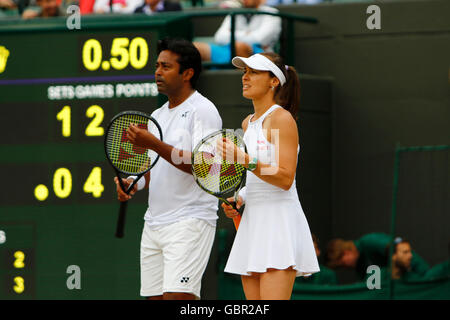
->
[0, 14, 191, 299]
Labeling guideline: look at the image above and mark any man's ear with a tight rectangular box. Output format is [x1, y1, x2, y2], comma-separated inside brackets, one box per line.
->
[182, 68, 194, 83]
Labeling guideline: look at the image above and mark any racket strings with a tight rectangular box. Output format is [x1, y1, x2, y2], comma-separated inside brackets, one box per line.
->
[106, 114, 159, 174]
[192, 131, 246, 194]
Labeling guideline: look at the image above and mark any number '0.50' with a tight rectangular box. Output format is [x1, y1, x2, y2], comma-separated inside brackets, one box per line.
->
[82, 37, 149, 71]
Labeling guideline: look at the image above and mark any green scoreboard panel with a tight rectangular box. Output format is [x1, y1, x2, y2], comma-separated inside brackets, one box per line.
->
[0, 15, 191, 299]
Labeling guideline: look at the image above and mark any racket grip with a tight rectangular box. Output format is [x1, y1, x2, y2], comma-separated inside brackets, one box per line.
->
[115, 201, 128, 238]
[230, 201, 243, 231]
[232, 215, 241, 230]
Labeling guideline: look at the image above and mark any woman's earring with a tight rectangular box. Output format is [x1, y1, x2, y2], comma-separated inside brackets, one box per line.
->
[271, 86, 275, 91]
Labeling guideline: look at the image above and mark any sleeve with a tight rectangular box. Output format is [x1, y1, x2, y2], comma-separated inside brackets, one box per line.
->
[323, 267, 338, 285]
[235, 12, 282, 47]
[80, 0, 96, 14]
[424, 261, 449, 280]
[214, 15, 232, 45]
[190, 102, 223, 151]
[357, 233, 390, 256]
[411, 252, 430, 276]
[167, 1, 182, 11]
[122, 0, 144, 13]
[93, 0, 110, 13]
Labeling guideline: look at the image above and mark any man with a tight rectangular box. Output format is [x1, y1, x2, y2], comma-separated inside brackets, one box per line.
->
[0, 0, 16, 10]
[22, 0, 65, 19]
[93, 0, 143, 14]
[193, 0, 281, 63]
[326, 233, 429, 281]
[115, 38, 222, 300]
[381, 238, 424, 281]
[134, 0, 181, 14]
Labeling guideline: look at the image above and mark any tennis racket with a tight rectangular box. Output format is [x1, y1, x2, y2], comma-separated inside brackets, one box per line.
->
[191, 129, 247, 230]
[105, 111, 163, 238]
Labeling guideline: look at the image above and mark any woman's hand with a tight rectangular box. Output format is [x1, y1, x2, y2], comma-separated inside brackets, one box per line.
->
[221, 195, 244, 219]
[216, 137, 247, 165]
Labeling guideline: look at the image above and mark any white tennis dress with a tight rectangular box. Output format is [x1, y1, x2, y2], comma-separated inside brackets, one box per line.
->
[224, 105, 320, 277]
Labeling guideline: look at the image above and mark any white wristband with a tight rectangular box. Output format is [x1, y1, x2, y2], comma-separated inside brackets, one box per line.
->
[127, 176, 145, 191]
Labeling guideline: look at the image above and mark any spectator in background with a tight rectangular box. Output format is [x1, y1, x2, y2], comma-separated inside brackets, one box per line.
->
[93, 0, 142, 14]
[134, 0, 181, 14]
[424, 241, 450, 281]
[0, 0, 16, 18]
[80, 0, 96, 14]
[296, 234, 338, 285]
[0, 0, 16, 10]
[22, 0, 65, 18]
[218, 0, 241, 9]
[265, 0, 322, 6]
[381, 238, 424, 281]
[193, 0, 281, 63]
[326, 233, 429, 281]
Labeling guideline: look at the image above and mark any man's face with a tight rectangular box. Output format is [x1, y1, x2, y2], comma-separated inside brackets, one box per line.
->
[155, 50, 184, 97]
[340, 250, 358, 267]
[242, 0, 260, 9]
[393, 243, 413, 270]
[38, 0, 58, 16]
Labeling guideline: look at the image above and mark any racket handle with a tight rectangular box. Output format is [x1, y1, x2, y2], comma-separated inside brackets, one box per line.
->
[230, 201, 243, 231]
[232, 215, 241, 230]
[115, 201, 128, 238]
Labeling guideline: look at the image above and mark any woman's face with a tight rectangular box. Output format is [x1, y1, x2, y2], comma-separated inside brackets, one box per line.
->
[241, 66, 276, 100]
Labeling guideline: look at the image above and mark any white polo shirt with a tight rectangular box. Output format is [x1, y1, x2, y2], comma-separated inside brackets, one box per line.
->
[144, 91, 222, 228]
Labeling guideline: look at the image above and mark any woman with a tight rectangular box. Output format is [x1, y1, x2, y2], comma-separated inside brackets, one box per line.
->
[218, 53, 320, 300]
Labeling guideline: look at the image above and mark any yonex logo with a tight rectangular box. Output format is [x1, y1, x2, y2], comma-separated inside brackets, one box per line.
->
[181, 111, 189, 118]
[180, 277, 190, 283]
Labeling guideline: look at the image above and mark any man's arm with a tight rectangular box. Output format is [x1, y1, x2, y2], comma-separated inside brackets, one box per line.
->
[126, 124, 193, 175]
[214, 15, 232, 45]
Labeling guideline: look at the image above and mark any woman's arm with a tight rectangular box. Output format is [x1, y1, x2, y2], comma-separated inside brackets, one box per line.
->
[218, 108, 298, 191]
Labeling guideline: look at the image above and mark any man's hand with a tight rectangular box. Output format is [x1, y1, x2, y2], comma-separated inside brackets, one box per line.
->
[0, 0, 16, 9]
[127, 123, 159, 150]
[22, 9, 39, 19]
[114, 177, 137, 202]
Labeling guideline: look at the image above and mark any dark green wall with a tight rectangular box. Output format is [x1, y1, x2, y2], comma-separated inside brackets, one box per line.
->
[194, 0, 450, 286]
[278, 0, 450, 268]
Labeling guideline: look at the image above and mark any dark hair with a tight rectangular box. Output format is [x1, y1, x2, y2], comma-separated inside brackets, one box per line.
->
[260, 52, 300, 120]
[385, 238, 410, 258]
[157, 38, 202, 89]
[326, 238, 357, 269]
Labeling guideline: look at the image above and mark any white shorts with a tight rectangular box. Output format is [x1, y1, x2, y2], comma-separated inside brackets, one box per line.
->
[140, 218, 216, 298]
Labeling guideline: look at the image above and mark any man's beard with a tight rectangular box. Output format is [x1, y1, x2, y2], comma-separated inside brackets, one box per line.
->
[394, 260, 411, 273]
